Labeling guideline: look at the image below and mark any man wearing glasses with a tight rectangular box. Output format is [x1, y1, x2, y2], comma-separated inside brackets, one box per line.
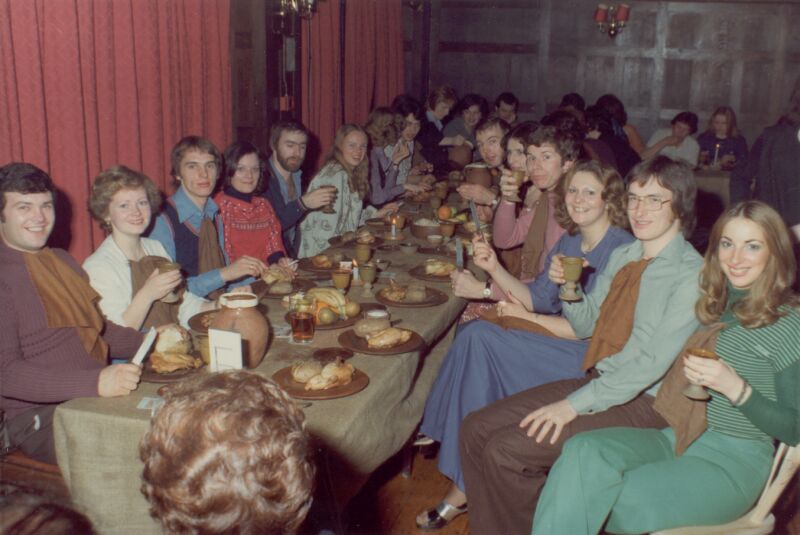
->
[460, 155, 704, 534]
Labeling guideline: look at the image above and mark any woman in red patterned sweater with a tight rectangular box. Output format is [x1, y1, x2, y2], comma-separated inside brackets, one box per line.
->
[216, 141, 296, 279]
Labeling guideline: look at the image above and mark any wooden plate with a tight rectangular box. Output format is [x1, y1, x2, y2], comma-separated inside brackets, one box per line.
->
[312, 347, 355, 362]
[188, 310, 218, 333]
[141, 357, 205, 384]
[418, 246, 449, 256]
[375, 287, 449, 308]
[337, 328, 425, 356]
[328, 235, 384, 247]
[409, 264, 455, 283]
[365, 218, 388, 228]
[298, 256, 345, 273]
[272, 366, 369, 400]
[260, 278, 316, 299]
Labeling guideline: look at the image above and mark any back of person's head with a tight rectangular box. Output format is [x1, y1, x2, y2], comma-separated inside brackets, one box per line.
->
[527, 125, 582, 163]
[494, 92, 519, 111]
[559, 93, 586, 112]
[541, 109, 587, 138]
[140, 370, 314, 535]
[170, 136, 221, 178]
[223, 141, 267, 193]
[475, 116, 510, 139]
[628, 155, 697, 237]
[89, 166, 162, 232]
[365, 107, 402, 148]
[0, 163, 56, 216]
[427, 86, 458, 110]
[583, 104, 615, 137]
[391, 94, 424, 121]
[671, 111, 699, 135]
[269, 120, 309, 151]
[595, 94, 628, 126]
[555, 159, 628, 235]
[0, 482, 96, 535]
[697, 200, 798, 328]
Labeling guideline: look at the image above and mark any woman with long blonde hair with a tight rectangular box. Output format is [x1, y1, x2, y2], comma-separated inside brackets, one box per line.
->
[298, 124, 399, 257]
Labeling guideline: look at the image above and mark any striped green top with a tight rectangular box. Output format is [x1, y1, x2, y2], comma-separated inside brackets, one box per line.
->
[708, 288, 800, 443]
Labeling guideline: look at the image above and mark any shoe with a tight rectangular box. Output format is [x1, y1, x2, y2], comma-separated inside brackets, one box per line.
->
[413, 433, 435, 447]
[415, 502, 468, 530]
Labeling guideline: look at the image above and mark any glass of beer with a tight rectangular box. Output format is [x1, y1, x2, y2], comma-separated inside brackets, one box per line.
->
[683, 348, 719, 400]
[288, 296, 315, 344]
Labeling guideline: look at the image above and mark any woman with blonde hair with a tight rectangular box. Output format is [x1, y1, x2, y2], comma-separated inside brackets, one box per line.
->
[364, 107, 430, 205]
[83, 166, 212, 330]
[697, 106, 748, 170]
[298, 124, 399, 257]
[533, 200, 800, 534]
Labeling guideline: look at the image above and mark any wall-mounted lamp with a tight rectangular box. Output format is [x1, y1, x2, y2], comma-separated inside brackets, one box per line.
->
[278, 0, 316, 20]
[406, 0, 424, 12]
[594, 4, 630, 38]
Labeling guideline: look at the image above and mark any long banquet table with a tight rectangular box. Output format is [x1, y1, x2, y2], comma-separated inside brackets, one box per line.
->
[53, 230, 474, 534]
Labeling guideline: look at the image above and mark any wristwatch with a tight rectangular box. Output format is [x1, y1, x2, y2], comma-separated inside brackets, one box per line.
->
[482, 281, 492, 299]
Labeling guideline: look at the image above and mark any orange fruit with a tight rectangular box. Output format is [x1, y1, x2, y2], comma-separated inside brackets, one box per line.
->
[437, 206, 453, 220]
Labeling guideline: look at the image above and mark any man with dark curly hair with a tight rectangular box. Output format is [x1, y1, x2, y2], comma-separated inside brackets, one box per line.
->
[140, 370, 314, 535]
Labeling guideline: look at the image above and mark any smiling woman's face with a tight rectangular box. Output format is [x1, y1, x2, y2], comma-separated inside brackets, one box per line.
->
[718, 217, 769, 289]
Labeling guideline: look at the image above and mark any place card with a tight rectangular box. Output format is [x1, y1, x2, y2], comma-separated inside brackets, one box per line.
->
[208, 328, 243, 372]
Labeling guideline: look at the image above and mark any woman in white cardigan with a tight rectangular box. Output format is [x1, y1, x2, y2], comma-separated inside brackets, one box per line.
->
[83, 166, 212, 330]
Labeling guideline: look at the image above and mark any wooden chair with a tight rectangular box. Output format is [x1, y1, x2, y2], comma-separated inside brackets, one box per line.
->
[652, 443, 799, 535]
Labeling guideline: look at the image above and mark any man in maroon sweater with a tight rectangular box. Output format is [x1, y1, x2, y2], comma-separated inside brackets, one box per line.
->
[0, 163, 143, 464]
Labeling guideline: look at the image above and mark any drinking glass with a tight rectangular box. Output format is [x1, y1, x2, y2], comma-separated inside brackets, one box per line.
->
[288, 311, 315, 344]
[158, 261, 182, 303]
[331, 269, 352, 294]
[506, 170, 525, 203]
[320, 185, 338, 214]
[354, 243, 372, 264]
[559, 256, 584, 301]
[682, 348, 718, 400]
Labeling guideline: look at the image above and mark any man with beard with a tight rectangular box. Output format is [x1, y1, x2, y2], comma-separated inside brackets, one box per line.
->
[262, 121, 335, 256]
[456, 117, 510, 216]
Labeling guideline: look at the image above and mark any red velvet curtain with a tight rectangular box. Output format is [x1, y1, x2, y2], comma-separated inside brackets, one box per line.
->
[301, 0, 404, 169]
[0, 0, 232, 262]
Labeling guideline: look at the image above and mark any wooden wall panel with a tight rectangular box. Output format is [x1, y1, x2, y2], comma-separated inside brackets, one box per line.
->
[403, 0, 800, 145]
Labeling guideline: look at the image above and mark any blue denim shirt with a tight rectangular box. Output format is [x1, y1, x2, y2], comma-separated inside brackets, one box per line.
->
[149, 186, 226, 298]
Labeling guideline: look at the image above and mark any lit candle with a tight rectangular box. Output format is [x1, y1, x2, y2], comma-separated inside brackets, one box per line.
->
[615, 3, 630, 22]
[594, 4, 609, 22]
[391, 216, 397, 238]
[713, 143, 720, 167]
[352, 259, 359, 282]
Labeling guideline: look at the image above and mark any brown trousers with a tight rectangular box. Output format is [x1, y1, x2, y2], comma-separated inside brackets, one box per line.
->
[459, 377, 667, 535]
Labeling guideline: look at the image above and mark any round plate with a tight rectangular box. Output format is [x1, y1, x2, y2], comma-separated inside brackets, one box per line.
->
[282, 302, 385, 331]
[365, 218, 387, 228]
[298, 256, 345, 273]
[328, 235, 384, 247]
[418, 246, 449, 256]
[337, 328, 425, 356]
[272, 366, 369, 400]
[409, 264, 455, 283]
[188, 310, 218, 333]
[312, 347, 355, 362]
[141, 357, 205, 384]
[260, 278, 316, 299]
[378, 243, 400, 252]
[375, 286, 449, 308]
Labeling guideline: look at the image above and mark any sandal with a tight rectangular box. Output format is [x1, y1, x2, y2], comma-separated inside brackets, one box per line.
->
[415, 502, 468, 530]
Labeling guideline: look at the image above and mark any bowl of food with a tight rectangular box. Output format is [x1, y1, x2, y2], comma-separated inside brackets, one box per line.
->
[426, 234, 443, 246]
[411, 217, 443, 239]
[399, 242, 418, 255]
